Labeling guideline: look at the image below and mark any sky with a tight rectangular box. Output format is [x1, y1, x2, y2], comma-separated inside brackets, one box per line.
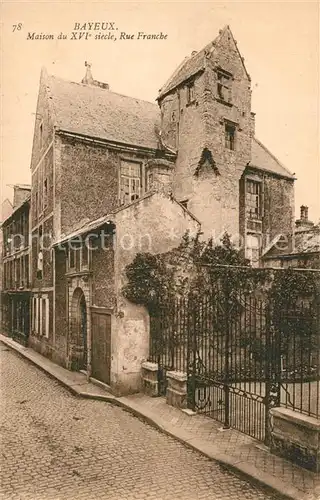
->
[1, 0, 319, 221]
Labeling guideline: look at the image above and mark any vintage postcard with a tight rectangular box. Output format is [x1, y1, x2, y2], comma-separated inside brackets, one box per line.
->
[1, 2, 319, 500]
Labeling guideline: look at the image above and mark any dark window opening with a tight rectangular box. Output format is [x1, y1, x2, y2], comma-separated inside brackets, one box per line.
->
[82, 243, 88, 267]
[225, 123, 236, 150]
[25, 255, 29, 287]
[187, 83, 195, 104]
[44, 178, 48, 207]
[69, 247, 75, 269]
[75, 247, 81, 272]
[37, 226, 43, 280]
[217, 70, 232, 103]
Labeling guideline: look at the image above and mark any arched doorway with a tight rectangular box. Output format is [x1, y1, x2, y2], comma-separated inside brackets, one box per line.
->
[70, 288, 88, 371]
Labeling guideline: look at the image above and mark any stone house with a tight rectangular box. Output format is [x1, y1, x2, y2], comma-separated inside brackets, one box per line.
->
[263, 206, 320, 268]
[6, 25, 297, 395]
[1, 185, 31, 345]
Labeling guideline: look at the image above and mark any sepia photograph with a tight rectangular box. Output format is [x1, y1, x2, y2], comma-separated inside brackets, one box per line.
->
[0, 1, 319, 499]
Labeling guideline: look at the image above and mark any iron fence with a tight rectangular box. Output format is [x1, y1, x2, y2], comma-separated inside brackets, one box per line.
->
[149, 267, 320, 443]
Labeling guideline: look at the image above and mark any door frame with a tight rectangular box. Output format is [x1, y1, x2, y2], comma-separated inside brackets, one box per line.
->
[90, 306, 113, 386]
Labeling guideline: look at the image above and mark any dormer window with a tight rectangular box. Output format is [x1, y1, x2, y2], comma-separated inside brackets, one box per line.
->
[187, 82, 195, 104]
[217, 69, 232, 103]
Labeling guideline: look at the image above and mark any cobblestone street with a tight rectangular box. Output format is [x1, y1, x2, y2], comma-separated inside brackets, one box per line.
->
[0, 344, 284, 500]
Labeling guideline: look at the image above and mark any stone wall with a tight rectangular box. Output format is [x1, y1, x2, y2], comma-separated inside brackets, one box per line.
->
[270, 407, 320, 472]
[112, 191, 200, 395]
[91, 236, 115, 309]
[58, 137, 118, 236]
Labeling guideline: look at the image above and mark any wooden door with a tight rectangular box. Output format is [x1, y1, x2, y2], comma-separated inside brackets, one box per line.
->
[91, 308, 111, 385]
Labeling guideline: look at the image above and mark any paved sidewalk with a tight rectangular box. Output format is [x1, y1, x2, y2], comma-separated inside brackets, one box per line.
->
[1, 334, 319, 500]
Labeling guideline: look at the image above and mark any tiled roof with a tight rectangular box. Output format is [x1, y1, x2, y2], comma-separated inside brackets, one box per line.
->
[158, 50, 206, 99]
[53, 191, 201, 245]
[45, 73, 160, 150]
[293, 226, 320, 254]
[158, 25, 250, 99]
[250, 138, 295, 179]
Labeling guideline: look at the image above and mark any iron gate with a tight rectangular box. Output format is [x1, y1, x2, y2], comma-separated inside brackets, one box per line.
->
[149, 273, 320, 444]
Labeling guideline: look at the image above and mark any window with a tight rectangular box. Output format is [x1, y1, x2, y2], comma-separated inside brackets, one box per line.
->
[9, 261, 13, 288]
[247, 234, 260, 267]
[25, 254, 29, 287]
[217, 70, 232, 103]
[3, 263, 6, 289]
[75, 247, 81, 272]
[187, 82, 195, 104]
[35, 191, 38, 219]
[44, 178, 48, 208]
[120, 161, 142, 205]
[246, 180, 262, 219]
[33, 295, 49, 338]
[81, 243, 88, 268]
[69, 247, 75, 269]
[39, 167, 44, 214]
[37, 226, 43, 280]
[147, 170, 153, 191]
[225, 123, 236, 150]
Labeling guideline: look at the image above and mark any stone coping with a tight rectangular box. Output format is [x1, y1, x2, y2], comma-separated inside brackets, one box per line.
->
[141, 361, 158, 372]
[270, 407, 320, 431]
[166, 370, 187, 382]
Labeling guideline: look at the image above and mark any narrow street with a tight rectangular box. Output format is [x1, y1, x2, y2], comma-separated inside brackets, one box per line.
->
[0, 344, 283, 500]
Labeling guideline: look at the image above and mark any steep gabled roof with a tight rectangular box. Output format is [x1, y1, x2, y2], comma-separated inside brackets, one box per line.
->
[158, 25, 250, 99]
[250, 138, 295, 180]
[53, 190, 200, 246]
[158, 50, 206, 99]
[44, 72, 161, 150]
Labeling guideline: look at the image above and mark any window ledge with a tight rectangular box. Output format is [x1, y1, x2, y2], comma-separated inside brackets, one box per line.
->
[66, 270, 92, 278]
[216, 97, 233, 107]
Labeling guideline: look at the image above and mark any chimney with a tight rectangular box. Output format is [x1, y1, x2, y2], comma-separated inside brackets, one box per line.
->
[300, 205, 308, 221]
[13, 185, 31, 208]
[81, 61, 109, 90]
[296, 205, 314, 230]
[146, 158, 174, 195]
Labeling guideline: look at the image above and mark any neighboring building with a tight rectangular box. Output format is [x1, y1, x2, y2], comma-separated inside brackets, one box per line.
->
[4, 25, 298, 394]
[1, 185, 31, 345]
[0, 198, 14, 326]
[263, 206, 320, 268]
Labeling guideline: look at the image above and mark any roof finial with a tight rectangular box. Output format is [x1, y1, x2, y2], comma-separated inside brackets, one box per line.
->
[82, 61, 94, 85]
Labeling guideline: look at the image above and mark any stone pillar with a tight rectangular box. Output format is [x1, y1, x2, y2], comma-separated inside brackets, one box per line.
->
[166, 371, 188, 409]
[141, 361, 159, 397]
[270, 407, 320, 472]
